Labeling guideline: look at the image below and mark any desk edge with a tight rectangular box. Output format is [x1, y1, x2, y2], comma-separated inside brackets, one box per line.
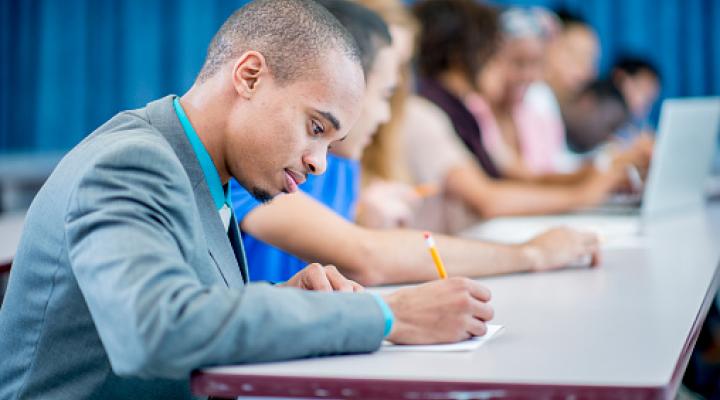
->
[191, 372, 667, 399]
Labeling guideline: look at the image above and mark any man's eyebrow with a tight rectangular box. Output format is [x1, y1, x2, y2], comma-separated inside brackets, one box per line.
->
[316, 110, 341, 131]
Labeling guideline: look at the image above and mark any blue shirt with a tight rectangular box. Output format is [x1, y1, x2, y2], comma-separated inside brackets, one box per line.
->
[231, 154, 360, 282]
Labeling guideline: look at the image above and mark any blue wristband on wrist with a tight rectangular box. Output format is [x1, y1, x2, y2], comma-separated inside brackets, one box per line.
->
[370, 293, 395, 337]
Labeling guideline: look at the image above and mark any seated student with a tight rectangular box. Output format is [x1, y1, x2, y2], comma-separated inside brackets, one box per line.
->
[562, 79, 654, 187]
[0, 1, 495, 398]
[405, 0, 642, 233]
[231, 0, 600, 284]
[466, 7, 577, 180]
[355, 0, 423, 230]
[524, 8, 600, 122]
[611, 56, 662, 140]
[563, 79, 632, 154]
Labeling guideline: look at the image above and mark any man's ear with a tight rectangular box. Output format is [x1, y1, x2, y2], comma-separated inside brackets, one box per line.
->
[232, 51, 267, 99]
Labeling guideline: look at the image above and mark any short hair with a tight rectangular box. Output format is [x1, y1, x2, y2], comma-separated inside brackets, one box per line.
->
[554, 8, 589, 29]
[613, 56, 661, 81]
[565, 79, 630, 152]
[414, 0, 500, 84]
[197, 0, 361, 84]
[581, 79, 628, 110]
[500, 7, 558, 40]
[317, 0, 392, 76]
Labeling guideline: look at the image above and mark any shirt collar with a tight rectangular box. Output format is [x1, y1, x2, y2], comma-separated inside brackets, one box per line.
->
[173, 97, 230, 211]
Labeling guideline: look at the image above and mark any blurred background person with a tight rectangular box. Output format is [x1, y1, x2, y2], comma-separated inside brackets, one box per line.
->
[468, 7, 582, 181]
[611, 56, 662, 140]
[404, 0, 635, 233]
[355, 0, 424, 230]
[563, 79, 632, 154]
[525, 9, 600, 121]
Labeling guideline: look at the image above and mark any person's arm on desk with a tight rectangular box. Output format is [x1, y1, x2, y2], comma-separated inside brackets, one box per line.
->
[241, 191, 600, 286]
[444, 161, 627, 218]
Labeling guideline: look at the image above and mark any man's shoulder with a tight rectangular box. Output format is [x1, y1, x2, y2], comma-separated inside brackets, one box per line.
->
[49, 109, 188, 207]
[86, 108, 165, 148]
[73, 110, 179, 171]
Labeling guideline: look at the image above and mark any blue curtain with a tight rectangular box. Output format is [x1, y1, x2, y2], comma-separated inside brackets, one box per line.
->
[1, 0, 718, 152]
[0, 0, 251, 152]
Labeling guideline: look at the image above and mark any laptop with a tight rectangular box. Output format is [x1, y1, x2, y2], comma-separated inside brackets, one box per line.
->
[640, 97, 720, 221]
[582, 97, 720, 218]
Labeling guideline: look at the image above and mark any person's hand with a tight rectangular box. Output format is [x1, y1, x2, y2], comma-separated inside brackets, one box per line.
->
[577, 155, 632, 205]
[622, 132, 654, 169]
[279, 263, 364, 292]
[383, 277, 493, 344]
[356, 180, 420, 229]
[522, 227, 601, 271]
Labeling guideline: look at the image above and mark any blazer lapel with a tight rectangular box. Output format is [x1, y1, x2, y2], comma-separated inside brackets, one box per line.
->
[194, 187, 245, 288]
[227, 212, 249, 284]
[144, 95, 245, 288]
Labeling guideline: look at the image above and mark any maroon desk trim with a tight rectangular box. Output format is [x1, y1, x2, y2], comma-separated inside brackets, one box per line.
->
[191, 372, 664, 399]
[0, 260, 11, 274]
[192, 263, 720, 400]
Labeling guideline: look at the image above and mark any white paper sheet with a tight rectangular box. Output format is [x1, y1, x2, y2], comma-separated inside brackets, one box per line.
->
[381, 324, 504, 352]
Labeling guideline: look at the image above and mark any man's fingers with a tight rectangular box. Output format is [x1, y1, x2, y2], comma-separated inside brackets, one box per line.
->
[350, 280, 365, 292]
[298, 264, 362, 292]
[323, 265, 355, 292]
[470, 298, 494, 322]
[466, 318, 488, 337]
[464, 280, 492, 302]
[303, 263, 333, 292]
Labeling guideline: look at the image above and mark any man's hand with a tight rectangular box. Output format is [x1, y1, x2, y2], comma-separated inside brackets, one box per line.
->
[522, 227, 601, 271]
[279, 263, 364, 292]
[383, 277, 493, 344]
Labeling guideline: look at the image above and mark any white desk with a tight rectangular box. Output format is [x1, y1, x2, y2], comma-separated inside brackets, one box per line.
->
[192, 205, 720, 399]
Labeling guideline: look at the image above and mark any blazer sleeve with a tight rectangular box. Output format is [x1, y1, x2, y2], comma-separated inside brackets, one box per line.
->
[65, 134, 385, 379]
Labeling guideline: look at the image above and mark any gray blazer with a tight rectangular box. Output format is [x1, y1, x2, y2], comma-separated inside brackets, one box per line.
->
[0, 96, 384, 399]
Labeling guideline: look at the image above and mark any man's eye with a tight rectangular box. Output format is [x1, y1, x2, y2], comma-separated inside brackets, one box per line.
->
[311, 120, 325, 136]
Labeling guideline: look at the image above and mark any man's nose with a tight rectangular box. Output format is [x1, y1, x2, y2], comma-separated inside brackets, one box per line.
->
[303, 149, 327, 176]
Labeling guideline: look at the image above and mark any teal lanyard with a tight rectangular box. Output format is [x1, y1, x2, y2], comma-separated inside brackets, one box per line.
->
[172, 97, 230, 210]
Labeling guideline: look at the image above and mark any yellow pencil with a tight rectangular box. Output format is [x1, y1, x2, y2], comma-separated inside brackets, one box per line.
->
[423, 231, 448, 279]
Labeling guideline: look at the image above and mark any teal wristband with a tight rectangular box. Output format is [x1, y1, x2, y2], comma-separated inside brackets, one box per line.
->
[370, 293, 394, 337]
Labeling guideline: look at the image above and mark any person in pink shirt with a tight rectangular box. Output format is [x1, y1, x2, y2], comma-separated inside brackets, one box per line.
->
[466, 7, 575, 180]
[466, 7, 647, 184]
